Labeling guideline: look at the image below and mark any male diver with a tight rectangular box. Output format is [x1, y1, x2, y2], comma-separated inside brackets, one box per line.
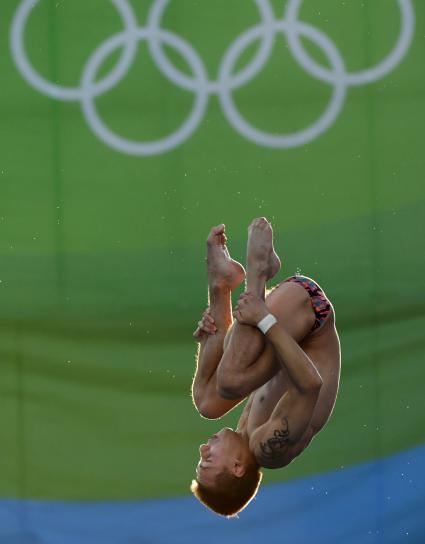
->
[191, 218, 341, 517]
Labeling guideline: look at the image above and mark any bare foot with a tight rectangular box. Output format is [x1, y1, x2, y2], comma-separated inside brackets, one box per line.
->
[246, 217, 281, 280]
[206, 224, 246, 290]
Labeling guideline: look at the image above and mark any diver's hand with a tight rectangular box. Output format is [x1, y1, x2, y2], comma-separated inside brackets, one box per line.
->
[193, 307, 217, 341]
[233, 291, 269, 326]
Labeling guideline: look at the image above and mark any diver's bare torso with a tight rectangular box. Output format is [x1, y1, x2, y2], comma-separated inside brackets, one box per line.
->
[238, 307, 341, 466]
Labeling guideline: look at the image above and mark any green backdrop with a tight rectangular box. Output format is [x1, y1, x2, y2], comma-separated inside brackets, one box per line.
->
[0, 0, 424, 501]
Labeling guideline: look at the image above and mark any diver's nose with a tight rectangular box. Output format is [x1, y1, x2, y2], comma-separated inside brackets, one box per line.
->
[199, 444, 210, 455]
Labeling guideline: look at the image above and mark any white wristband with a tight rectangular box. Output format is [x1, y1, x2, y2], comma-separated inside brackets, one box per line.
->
[257, 313, 277, 335]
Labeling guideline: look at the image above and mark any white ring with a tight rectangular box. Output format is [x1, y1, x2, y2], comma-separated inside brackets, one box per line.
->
[146, 0, 276, 94]
[10, 0, 139, 101]
[285, 0, 415, 87]
[218, 20, 346, 148]
[81, 27, 209, 155]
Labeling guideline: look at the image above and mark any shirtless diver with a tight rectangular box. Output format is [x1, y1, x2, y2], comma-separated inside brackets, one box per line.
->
[191, 218, 341, 517]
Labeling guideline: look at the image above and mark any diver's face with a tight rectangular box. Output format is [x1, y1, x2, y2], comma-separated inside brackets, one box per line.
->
[196, 428, 241, 486]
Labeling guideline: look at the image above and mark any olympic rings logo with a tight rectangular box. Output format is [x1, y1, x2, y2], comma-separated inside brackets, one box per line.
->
[10, 0, 415, 156]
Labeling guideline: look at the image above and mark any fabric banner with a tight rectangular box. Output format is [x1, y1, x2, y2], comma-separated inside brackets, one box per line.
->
[0, 1, 423, 541]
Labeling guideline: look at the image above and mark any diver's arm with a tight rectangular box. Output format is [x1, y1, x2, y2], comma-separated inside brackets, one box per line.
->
[249, 384, 320, 468]
[265, 322, 323, 393]
[248, 326, 322, 468]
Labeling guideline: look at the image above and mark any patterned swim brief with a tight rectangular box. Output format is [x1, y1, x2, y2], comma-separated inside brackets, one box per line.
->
[282, 275, 332, 333]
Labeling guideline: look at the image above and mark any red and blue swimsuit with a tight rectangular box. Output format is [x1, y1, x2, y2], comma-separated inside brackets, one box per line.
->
[282, 275, 332, 333]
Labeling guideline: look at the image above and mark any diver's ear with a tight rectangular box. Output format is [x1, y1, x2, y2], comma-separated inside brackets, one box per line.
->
[233, 461, 246, 478]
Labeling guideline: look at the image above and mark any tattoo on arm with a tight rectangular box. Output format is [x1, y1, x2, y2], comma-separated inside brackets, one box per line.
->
[259, 417, 290, 460]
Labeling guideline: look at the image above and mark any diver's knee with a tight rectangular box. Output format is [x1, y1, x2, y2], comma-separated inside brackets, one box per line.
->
[197, 402, 224, 420]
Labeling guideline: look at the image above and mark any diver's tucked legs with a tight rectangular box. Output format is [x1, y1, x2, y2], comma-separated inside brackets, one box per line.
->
[245, 217, 281, 299]
[192, 221, 280, 415]
[193, 220, 283, 414]
[216, 218, 281, 397]
[192, 225, 246, 416]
